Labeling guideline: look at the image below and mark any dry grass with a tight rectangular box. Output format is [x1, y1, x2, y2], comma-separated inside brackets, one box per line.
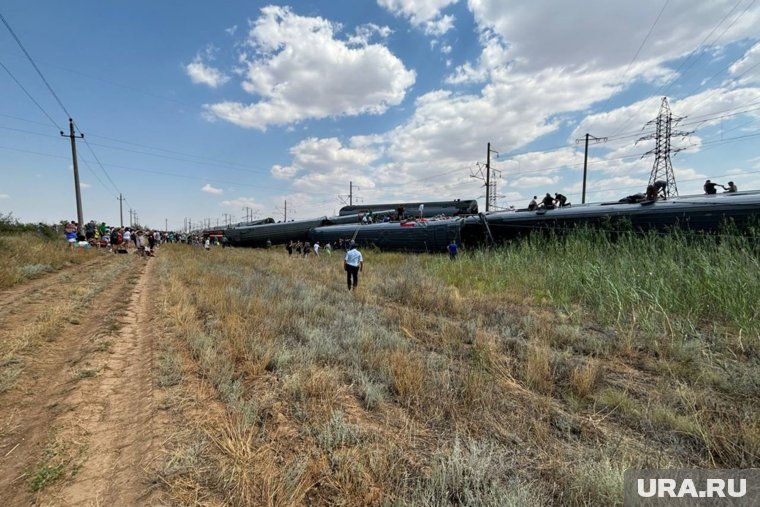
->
[149, 244, 759, 505]
[0, 233, 98, 290]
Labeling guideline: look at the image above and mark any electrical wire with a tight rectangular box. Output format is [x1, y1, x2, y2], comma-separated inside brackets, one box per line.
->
[0, 12, 72, 119]
[596, 0, 671, 115]
[0, 59, 61, 130]
[606, 0, 750, 138]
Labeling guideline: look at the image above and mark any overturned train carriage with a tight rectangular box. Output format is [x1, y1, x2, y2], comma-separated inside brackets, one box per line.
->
[484, 191, 760, 240]
[223, 212, 396, 247]
[339, 199, 478, 217]
[224, 217, 327, 247]
[309, 219, 466, 253]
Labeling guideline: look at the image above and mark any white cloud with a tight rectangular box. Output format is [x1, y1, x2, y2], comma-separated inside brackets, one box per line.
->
[730, 42, 760, 84]
[571, 87, 760, 153]
[225, 25, 238, 36]
[201, 183, 223, 195]
[467, 0, 760, 74]
[424, 14, 455, 36]
[80, 182, 92, 189]
[272, 137, 380, 193]
[186, 62, 229, 88]
[348, 23, 393, 46]
[271, 164, 298, 180]
[378, 0, 459, 24]
[204, 6, 415, 130]
[268, 1, 760, 215]
[0, 193, 8, 199]
[220, 196, 262, 209]
[509, 175, 559, 187]
[186, 46, 230, 88]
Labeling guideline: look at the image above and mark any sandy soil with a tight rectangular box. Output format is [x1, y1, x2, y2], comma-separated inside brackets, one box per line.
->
[0, 255, 165, 506]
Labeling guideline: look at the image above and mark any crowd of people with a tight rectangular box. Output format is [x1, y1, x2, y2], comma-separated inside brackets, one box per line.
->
[62, 219, 193, 256]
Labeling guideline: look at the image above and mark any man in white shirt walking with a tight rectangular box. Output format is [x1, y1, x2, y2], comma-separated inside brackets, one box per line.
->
[343, 241, 363, 290]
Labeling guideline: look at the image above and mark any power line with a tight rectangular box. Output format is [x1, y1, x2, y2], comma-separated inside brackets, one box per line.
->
[0, 59, 61, 129]
[0, 12, 71, 118]
[0, 143, 337, 196]
[596, 0, 671, 115]
[606, 0, 749, 138]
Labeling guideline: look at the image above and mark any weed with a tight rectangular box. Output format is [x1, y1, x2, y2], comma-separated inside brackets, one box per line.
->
[75, 368, 98, 379]
[29, 433, 86, 492]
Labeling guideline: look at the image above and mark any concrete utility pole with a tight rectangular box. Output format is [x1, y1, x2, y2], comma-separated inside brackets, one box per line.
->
[349, 181, 353, 206]
[61, 118, 84, 231]
[575, 133, 607, 204]
[165, 218, 168, 233]
[128, 209, 134, 227]
[284, 200, 287, 222]
[117, 193, 125, 227]
[485, 143, 499, 212]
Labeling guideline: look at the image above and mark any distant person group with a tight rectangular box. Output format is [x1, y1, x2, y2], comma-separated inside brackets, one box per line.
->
[63, 219, 187, 256]
[285, 238, 364, 290]
[286, 239, 333, 257]
[528, 192, 569, 211]
[704, 180, 737, 195]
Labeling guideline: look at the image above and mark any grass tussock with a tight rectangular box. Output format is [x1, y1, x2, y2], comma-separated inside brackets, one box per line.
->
[150, 232, 759, 505]
[0, 233, 98, 290]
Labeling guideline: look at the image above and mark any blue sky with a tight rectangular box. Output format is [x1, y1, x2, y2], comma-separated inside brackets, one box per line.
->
[1, 0, 759, 229]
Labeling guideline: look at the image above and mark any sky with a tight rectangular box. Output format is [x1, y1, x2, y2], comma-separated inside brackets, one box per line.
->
[1, 0, 760, 230]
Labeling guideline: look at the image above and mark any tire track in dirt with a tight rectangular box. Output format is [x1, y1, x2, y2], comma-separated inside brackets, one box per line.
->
[39, 257, 163, 506]
[0, 257, 106, 315]
[0, 255, 165, 505]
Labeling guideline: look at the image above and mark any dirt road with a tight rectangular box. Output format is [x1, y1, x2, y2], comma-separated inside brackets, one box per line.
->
[0, 255, 164, 506]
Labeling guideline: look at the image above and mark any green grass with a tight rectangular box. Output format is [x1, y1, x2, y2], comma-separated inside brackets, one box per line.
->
[431, 229, 760, 349]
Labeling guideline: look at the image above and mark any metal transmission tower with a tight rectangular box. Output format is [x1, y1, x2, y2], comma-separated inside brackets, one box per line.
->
[637, 97, 692, 198]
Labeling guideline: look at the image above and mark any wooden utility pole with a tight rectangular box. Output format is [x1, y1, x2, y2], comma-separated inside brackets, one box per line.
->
[60, 118, 84, 231]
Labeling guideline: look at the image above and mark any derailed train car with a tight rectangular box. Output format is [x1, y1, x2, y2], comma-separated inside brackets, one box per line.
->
[224, 191, 760, 251]
[225, 217, 327, 247]
[224, 212, 396, 247]
[309, 218, 466, 253]
[484, 190, 760, 240]
[339, 199, 478, 218]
